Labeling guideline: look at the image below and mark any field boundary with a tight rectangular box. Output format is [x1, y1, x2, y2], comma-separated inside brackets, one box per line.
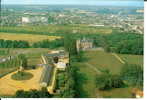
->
[111, 53, 125, 64]
[85, 63, 101, 74]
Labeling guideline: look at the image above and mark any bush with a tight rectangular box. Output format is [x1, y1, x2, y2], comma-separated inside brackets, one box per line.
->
[120, 64, 143, 86]
[15, 89, 52, 98]
[95, 73, 124, 90]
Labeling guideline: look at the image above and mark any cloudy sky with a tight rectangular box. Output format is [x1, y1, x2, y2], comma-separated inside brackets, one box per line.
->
[1, 0, 144, 6]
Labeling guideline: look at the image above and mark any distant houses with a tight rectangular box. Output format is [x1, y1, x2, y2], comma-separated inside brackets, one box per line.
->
[22, 17, 30, 23]
[21, 16, 48, 24]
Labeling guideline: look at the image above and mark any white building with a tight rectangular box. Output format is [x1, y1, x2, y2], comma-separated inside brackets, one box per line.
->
[22, 17, 30, 23]
[55, 62, 67, 70]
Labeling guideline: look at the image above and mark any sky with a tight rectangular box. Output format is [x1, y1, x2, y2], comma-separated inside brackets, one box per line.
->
[1, 0, 144, 7]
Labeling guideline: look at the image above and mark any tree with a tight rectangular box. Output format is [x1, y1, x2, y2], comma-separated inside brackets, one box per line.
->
[95, 72, 124, 90]
[99, 36, 110, 52]
[15, 89, 52, 98]
[64, 34, 77, 56]
[120, 64, 143, 86]
[18, 54, 28, 69]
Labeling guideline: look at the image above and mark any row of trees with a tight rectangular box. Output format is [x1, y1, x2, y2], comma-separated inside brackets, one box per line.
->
[32, 39, 64, 49]
[95, 64, 143, 90]
[0, 54, 28, 70]
[55, 66, 76, 98]
[18, 54, 28, 69]
[0, 39, 64, 49]
[0, 56, 20, 68]
[15, 88, 52, 98]
[0, 39, 30, 48]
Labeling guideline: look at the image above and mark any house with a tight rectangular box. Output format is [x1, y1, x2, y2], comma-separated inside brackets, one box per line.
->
[40, 50, 69, 93]
[76, 38, 93, 52]
[45, 50, 69, 70]
[55, 62, 67, 70]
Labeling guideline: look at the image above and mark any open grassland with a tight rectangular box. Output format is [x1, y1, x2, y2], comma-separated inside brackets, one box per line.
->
[0, 32, 61, 44]
[84, 50, 123, 74]
[0, 25, 113, 35]
[118, 54, 143, 66]
[75, 50, 143, 98]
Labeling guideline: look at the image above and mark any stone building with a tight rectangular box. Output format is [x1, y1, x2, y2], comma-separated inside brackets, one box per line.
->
[76, 38, 93, 52]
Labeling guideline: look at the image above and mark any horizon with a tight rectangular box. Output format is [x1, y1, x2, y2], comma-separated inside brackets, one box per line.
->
[1, 0, 144, 7]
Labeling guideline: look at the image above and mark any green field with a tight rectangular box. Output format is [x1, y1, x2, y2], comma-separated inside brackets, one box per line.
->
[118, 54, 143, 66]
[74, 50, 143, 98]
[0, 25, 114, 35]
[84, 50, 123, 74]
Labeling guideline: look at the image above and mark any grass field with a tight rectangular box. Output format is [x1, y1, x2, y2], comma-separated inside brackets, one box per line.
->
[98, 87, 133, 98]
[0, 32, 61, 44]
[84, 50, 123, 74]
[118, 54, 143, 66]
[0, 25, 113, 35]
[74, 50, 143, 98]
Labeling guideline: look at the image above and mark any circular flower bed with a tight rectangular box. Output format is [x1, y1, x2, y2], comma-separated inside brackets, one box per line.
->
[11, 71, 33, 80]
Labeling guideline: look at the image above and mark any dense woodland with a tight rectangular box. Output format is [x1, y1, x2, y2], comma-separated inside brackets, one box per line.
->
[92, 33, 143, 55]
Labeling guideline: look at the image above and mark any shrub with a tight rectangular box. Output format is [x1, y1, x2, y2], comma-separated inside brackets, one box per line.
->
[95, 73, 124, 90]
[120, 64, 143, 86]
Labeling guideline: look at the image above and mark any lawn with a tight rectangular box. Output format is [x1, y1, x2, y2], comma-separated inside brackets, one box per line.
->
[118, 54, 143, 66]
[74, 50, 143, 98]
[0, 32, 61, 44]
[98, 87, 133, 98]
[84, 50, 123, 74]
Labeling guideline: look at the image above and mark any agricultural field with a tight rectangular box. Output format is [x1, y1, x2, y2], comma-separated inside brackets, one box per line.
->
[74, 50, 143, 98]
[0, 32, 61, 44]
[0, 25, 113, 35]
